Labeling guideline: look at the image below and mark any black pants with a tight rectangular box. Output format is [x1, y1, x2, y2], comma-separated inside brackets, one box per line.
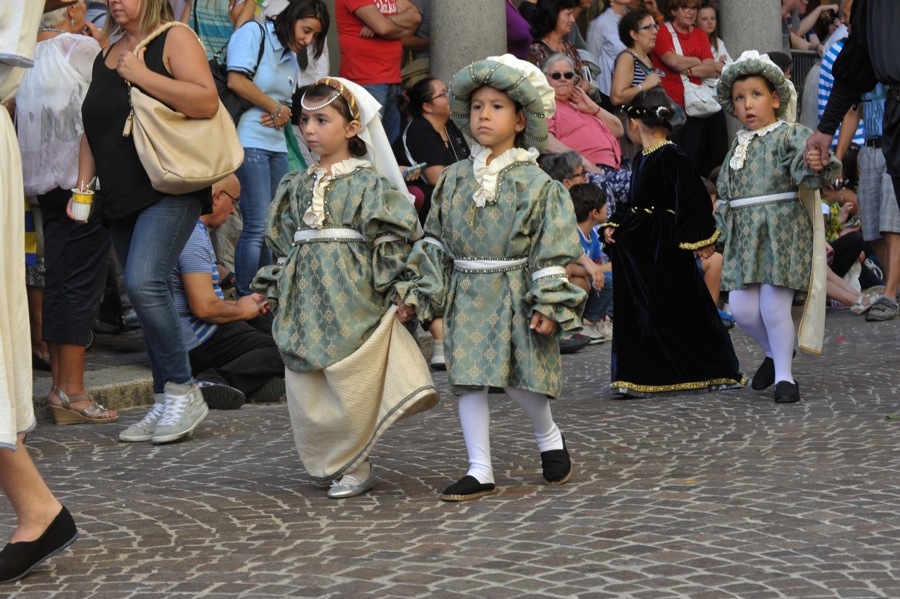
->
[188, 319, 284, 395]
[830, 230, 864, 278]
[38, 187, 110, 346]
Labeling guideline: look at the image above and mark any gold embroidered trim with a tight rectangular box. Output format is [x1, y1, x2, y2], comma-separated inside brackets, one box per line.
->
[603, 222, 620, 229]
[642, 140, 674, 155]
[678, 229, 721, 251]
[610, 375, 748, 393]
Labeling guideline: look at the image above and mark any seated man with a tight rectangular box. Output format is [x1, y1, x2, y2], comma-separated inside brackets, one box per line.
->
[171, 175, 286, 409]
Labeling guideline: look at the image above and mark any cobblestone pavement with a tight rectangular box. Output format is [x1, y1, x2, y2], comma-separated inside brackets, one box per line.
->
[4, 310, 900, 598]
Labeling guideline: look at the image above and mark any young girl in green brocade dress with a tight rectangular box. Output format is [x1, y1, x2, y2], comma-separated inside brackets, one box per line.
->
[397, 55, 587, 502]
[714, 51, 841, 404]
[255, 78, 437, 499]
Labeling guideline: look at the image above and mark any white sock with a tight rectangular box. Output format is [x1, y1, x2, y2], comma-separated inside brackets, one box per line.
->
[431, 340, 444, 361]
[507, 387, 562, 452]
[458, 388, 493, 484]
[759, 284, 797, 384]
[730, 285, 772, 357]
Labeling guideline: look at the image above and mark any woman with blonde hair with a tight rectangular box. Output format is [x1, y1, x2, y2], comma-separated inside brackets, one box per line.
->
[75, 0, 220, 444]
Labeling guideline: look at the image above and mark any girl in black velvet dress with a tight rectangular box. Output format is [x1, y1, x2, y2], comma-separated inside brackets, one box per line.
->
[602, 89, 746, 397]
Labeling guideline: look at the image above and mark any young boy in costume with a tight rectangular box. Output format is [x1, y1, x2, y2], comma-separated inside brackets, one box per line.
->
[715, 51, 841, 403]
[397, 55, 587, 501]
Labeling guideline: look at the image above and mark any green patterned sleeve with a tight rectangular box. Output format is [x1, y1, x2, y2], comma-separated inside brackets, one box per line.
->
[360, 177, 421, 300]
[524, 180, 587, 332]
[395, 172, 453, 322]
[253, 172, 303, 304]
[786, 123, 842, 189]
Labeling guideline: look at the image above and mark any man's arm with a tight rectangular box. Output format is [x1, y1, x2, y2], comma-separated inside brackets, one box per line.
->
[353, 3, 420, 40]
[182, 272, 266, 324]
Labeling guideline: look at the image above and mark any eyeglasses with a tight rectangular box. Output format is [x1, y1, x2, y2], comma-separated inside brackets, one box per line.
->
[635, 23, 660, 31]
[428, 90, 448, 102]
[218, 189, 239, 206]
[567, 170, 586, 180]
[680, 5, 700, 11]
[549, 71, 576, 80]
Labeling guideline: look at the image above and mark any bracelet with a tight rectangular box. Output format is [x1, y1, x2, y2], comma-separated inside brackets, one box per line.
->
[634, 82, 644, 92]
[272, 103, 283, 124]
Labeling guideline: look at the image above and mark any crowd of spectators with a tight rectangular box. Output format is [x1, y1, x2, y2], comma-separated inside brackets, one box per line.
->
[8, 0, 900, 435]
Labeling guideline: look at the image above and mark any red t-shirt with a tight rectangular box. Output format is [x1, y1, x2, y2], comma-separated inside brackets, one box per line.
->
[336, 0, 402, 85]
[651, 24, 713, 107]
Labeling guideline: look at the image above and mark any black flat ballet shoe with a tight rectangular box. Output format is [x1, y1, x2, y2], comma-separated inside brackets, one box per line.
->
[32, 354, 51, 372]
[541, 436, 573, 485]
[440, 476, 497, 502]
[750, 357, 775, 390]
[0, 506, 78, 584]
[752, 351, 797, 391]
[773, 380, 801, 404]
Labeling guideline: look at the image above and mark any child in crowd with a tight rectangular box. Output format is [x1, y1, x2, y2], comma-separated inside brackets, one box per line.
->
[398, 55, 586, 501]
[714, 51, 840, 403]
[700, 176, 734, 329]
[253, 78, 438, 499]
[602, 88, 745, 398]
[567, 183, 614, 343]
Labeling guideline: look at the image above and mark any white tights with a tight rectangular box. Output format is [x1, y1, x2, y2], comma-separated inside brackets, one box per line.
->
[729, 284, 796, 384]
[457, 386, 563, 484]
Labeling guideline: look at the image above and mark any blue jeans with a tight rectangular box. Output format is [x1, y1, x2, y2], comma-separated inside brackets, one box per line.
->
[583, 272, 613, 322]
[234, 147, 288, 297]
[362, 83, 402, 144]
[108, 195, 202, 393]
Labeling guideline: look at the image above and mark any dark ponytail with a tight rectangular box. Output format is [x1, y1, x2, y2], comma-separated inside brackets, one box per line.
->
[623, 88, 684, 132]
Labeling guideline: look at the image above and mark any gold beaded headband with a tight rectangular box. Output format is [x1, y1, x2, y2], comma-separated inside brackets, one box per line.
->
[300, 77, 362, 122]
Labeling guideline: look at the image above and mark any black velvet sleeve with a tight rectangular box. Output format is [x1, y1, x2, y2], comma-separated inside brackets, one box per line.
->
[671, 150, 720, 250]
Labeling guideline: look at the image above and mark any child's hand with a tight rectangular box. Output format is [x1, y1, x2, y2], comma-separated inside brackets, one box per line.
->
[806, 148, 824, 173]
[395, 297, 416, 323]
[694, 244, 715, 260]
[530, 312, 558, 336]
[603, 226, 615, 245]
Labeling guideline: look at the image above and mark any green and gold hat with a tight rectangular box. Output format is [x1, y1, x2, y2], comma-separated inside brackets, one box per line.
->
[717, 50, 796, 119]
[449, 54, 556, 152]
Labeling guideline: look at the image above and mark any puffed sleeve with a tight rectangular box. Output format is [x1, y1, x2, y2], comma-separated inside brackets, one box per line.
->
[786, 123, 842, 189]
[524, 180, 587, 332]
[252, 171, 304, 306]
[359, 174, 422, 299]
[395, 169, 455, 322]
[671, 151, 720, 251]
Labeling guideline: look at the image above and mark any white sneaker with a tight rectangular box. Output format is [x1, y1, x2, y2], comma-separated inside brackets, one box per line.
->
[598, 318, 613, 341]
[581, 319, 606, 344]
[151, 382, 209, 445]
[119, 393, 165, 443]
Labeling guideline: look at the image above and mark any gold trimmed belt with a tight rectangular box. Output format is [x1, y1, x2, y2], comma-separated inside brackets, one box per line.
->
[727, 192, 798, 209]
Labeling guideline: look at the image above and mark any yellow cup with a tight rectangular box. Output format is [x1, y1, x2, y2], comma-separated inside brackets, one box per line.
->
[70, 189, 94, 221]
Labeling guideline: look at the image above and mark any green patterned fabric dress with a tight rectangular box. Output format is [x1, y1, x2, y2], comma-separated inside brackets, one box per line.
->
[716, 121, 841, 292]
[257, 159, 421, 371]
[397, 147, 586, 398]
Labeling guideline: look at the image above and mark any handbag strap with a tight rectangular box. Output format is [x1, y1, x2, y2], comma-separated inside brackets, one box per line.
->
[664, 22, 692, 87]
[122, 21, 198, 137]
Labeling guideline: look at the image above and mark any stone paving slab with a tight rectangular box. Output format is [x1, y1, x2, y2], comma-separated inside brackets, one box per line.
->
[4, 310, 900, 598]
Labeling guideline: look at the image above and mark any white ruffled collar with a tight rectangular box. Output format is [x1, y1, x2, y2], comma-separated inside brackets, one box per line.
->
[303, 157, 371, 229]
[729, 120, 786, 171]
[471, 144, 539, 207]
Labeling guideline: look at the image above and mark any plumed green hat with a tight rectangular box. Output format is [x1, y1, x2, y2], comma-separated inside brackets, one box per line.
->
[449, 54, 556, 153]
[717, 50, 796, 119]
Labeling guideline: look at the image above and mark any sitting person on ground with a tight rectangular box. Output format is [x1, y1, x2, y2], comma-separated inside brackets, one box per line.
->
[700, 176, 733, 328]
[567, 183, 614, 344]
[542, 53, 631, 215]
[171, 175, 286, 409]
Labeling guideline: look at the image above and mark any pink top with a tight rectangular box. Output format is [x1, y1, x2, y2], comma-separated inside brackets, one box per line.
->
[548, 101, 622, 168]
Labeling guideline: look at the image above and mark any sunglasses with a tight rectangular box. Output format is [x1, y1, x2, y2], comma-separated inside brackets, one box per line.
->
[635, 23, 659, 31]
[549, 71, 576, 80]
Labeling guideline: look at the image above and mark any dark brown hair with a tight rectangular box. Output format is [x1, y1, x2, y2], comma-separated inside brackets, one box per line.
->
[302, 82, 367, 157]
[273, 0, 330, 60]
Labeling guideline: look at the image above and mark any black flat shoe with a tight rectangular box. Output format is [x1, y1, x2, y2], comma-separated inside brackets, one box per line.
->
[0, 506, 78, 584]
[440, 476, 497, 502]
[750, 357, 775, 390]
[773, 380, 801, 403]
[541, 436, 573, 485]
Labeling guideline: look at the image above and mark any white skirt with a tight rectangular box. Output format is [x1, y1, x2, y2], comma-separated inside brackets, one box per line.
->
[0, 108, 36, 450]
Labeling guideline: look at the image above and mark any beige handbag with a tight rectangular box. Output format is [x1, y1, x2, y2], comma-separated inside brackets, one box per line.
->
[122, 21, 244, 195]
